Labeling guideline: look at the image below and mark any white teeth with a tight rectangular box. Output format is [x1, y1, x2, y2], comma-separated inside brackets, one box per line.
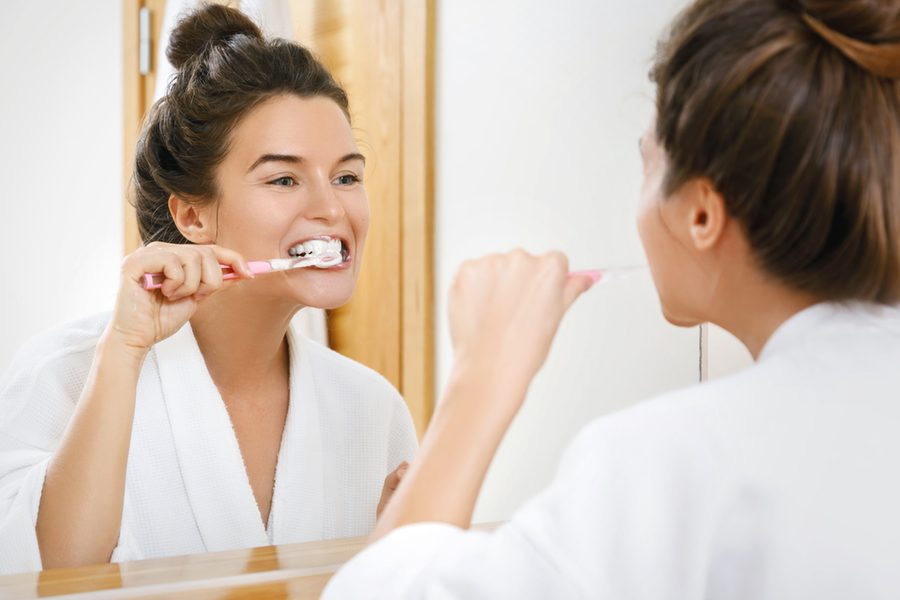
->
[288, 237, 343, 259]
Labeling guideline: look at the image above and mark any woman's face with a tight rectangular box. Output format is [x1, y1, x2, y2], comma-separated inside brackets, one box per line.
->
[207, 94, 369, 309]
[636, 122, 706, 327]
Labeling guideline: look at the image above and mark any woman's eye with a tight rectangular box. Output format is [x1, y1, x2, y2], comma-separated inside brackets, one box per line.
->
[334, 174, 360, 186]
[270, 176, 296, 187]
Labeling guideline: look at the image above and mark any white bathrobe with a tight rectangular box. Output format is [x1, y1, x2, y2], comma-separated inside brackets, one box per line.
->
[324, 302, 900, 599]
[0, 312, 417, 575]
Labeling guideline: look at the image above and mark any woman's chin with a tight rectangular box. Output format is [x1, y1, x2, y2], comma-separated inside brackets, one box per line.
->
[275, 268, 357, 309]
[298, 294, 351, 310]
[660, 304, 702, 328]
[291, 284, 354, 310]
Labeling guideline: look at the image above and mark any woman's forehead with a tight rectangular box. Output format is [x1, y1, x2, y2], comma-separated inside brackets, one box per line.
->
[228, 95, 358, 163]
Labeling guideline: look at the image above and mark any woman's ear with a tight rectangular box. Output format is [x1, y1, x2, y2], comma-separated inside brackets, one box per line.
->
[168, 195, 215, 244]
[687, 178, 728, 252]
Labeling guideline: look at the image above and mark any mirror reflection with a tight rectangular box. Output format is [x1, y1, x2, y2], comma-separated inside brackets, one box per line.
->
[1, 0, 786, 591]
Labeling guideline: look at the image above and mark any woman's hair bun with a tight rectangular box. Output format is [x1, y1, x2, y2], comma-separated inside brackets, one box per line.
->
[167, 3, 263, 70]
[797, 0, 900, 78]
[799, 0, 900, 44]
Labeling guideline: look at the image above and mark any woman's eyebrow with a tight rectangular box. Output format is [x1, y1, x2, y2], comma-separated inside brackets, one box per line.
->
[247, 154, 303, 173]
[339, 152, 366, 166]
[248, 152, 366, 173]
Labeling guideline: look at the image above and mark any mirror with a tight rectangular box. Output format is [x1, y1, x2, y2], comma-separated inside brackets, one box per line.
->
[0, 0, 752, 576]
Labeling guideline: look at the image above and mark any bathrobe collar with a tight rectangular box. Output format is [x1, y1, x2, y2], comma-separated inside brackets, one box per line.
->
[151, 321, 324, 552]
[757, 302, 836, 363]
[757, 301, 900, 363]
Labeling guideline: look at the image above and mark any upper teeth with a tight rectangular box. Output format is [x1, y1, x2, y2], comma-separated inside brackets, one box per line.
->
[289, 237, 343, 259]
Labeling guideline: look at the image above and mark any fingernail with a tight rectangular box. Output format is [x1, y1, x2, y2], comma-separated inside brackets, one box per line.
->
[585, 272, 602, 285]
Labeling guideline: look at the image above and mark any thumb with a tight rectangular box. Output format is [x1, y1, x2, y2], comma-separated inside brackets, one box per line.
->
[563, 273, 596, 311]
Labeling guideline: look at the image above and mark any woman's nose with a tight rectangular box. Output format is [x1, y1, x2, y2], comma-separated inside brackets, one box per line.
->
[304, 178, 346, 222]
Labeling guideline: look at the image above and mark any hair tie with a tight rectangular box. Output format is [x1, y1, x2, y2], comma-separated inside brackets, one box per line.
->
[801, 13, 900, 79]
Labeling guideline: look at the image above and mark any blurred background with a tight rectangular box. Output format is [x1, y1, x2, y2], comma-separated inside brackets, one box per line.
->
[0, 0, 752, 524]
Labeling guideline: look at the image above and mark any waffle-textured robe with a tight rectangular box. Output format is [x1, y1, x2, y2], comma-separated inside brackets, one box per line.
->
[0, 312, 417, 574]
[325, 302, 900, 599]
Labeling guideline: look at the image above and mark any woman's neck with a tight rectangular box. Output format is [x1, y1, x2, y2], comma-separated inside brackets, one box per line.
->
[189, 286, 299, 397]
[709, 268, 820, 360]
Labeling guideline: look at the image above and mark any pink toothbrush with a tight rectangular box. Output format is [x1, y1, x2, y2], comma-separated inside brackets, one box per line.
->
[568, 266, 647, 285]
[140, 253, 341, 290]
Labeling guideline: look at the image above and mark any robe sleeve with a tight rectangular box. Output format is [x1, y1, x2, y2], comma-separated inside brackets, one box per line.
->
[386, 391, 419, 471]
[0, 442, 51, 574]
[0, 333, 93, 574]
[324, 400, 745, 599]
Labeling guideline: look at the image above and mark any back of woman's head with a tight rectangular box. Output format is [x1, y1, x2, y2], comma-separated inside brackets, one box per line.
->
[133, 3, 349, 244]
[652, 0, 900, 303]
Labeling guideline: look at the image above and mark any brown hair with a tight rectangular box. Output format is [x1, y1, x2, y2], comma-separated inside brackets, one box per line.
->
[132, 3, 349, 244]
[652, 0, 900, 303]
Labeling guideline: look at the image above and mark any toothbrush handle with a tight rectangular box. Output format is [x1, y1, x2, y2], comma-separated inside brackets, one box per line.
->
[140, 261, 272, 290]
[568, 267, 648, 285]
[141, 264, 616, 290]
[568, 269, 603, 283]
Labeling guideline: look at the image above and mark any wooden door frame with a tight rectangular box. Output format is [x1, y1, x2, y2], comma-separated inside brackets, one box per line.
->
[121, 0, 434, 436]
[399, 0, 435, 437]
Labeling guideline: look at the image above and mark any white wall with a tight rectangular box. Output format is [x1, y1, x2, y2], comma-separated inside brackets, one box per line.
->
[435, 0, 704, 522]
[0, 1, 123, 372]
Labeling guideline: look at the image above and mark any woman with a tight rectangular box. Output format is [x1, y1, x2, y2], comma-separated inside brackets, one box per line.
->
[325, 0, 900, 597]
[0, 5, 416, 573]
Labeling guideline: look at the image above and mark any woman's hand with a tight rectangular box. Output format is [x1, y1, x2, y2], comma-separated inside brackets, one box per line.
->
[376, 462, 409, 519]
[108, 242, 253, 356]
[38, 241, 253, 568]
[371, 250, 594, 539]
[37, 242, 253, 568]
[448, 249, 594, 395]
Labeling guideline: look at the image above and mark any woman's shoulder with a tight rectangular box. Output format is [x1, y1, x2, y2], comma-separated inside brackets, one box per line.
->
[1, 311, 111, 398]
[562, 343, 864, 483]
[0, 311, 111, 438]
[561, 367, 772, 480]
[5, 311, 111, 375]
[571, 383, 722, 454]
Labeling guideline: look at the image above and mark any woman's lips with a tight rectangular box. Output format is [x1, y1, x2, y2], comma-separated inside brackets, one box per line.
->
[317, 257, 352, 271]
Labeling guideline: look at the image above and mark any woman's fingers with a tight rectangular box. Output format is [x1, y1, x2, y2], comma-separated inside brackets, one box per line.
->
[383, 462, 409, 493]
[157, 254, 186, 298]
[139, 244, 251, 299]
[376, 462, 410, 519]
[563, 272, 595, 310]
[508, 249, 592, 312]
[449, 249, 594, 382]
[209, 245, 254, 280]
[110, 242, 253, 352]
[169, 253, 202, 300]
[197, 247, 225, 296]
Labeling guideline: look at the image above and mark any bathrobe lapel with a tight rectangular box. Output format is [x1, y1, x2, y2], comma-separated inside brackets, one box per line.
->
[268, 326, 325, 544]
[153, 323, 269, 552]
